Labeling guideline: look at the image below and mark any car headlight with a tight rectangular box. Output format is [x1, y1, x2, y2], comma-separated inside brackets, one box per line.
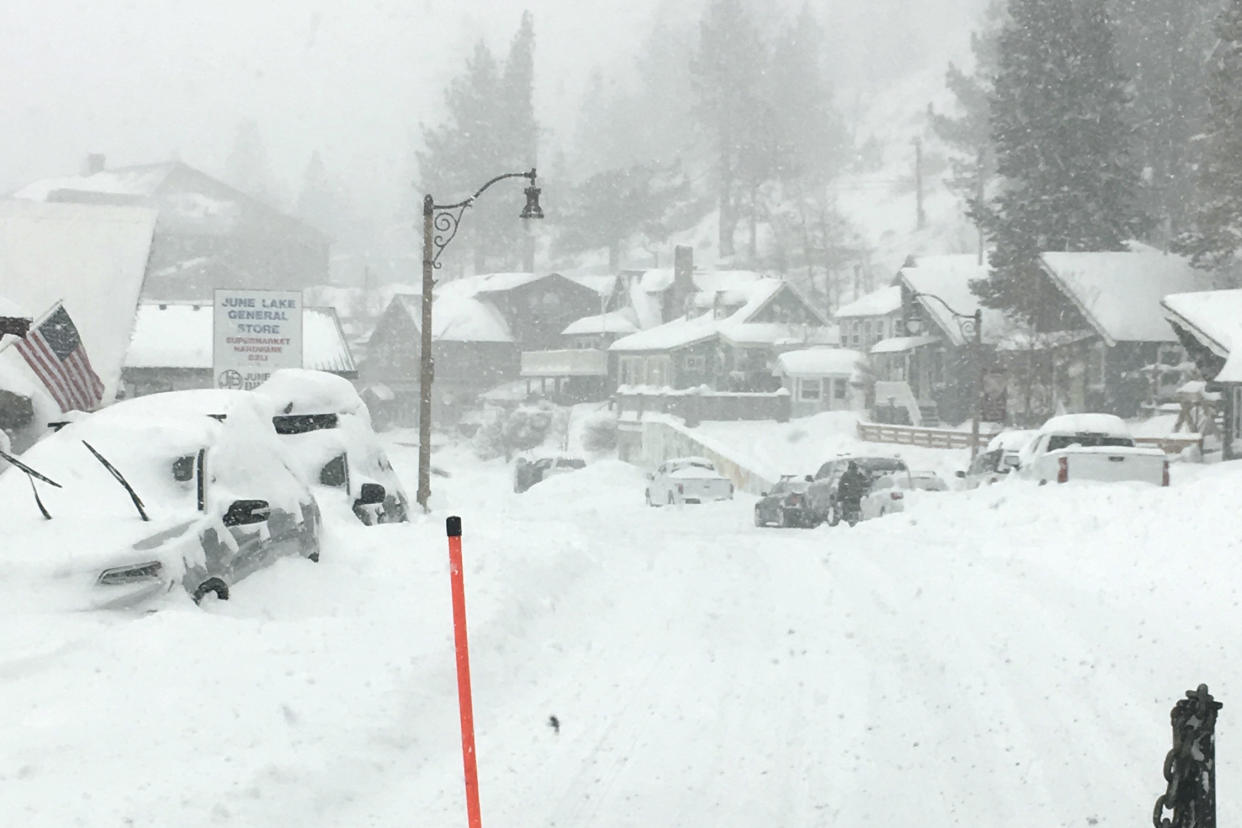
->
[97, 561, 163, 586]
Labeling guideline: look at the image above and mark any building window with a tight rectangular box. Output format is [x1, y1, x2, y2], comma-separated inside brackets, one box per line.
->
[684, 354, 706, 373]
[620, 357, 643, 386]
[850, 322, 861, 348]
[863, 320, 873, 345]
[799, 378, 822, 401]
[834, 378, 847, 400]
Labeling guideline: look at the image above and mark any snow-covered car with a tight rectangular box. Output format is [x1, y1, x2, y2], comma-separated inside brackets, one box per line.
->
[255, 370, 410, 525]
[645, 456, 734, 505]
[514, 455, 586, 493]
[806, 455, 909, 525]
[1016, 413, 1168, 487]
[956, 429, 1037, 489]
[0, 390, 321, 611]
[753, 474, 813, 527]
[859, 470, 912, 520]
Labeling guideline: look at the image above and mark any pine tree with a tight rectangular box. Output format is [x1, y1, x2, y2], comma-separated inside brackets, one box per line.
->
[224, 120, 280, 206]
[929, 0, 1005, 218]
[1113, 0, 1216, 244]
[972, 0, 1149, 322]
[1175, 0, 1242, 271]
[417, 14, 540, 274]
[692, 0, 767, 260]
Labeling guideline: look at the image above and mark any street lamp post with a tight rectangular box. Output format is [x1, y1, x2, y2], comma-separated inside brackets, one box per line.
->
[906, 291, 985, 459]
[418, 168, 543, 511]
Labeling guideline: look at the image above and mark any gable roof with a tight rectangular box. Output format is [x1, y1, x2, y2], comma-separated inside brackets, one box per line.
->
[1161, 290, 1242, 381]
[1040, 246, 1220, 346]
[0, 199, 158, 403]
[896, 254, 1009, 347]
[12, 162, 177, 201]
[124, 302, 356, 374]
[834, 285, 902, 319]
[611, 278, 832, 352]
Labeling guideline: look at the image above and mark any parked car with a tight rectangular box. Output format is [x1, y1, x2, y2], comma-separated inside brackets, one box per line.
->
[1016, 413, 1168, 487]
[956, 429, 1037, 489]
[806, 455, 909, 526]
[753, 474, 814, 527]
[860, 469, 947, 521]
[256, 370, 410, 525]
[514, 455, 586, 493]
[0, 390, 321, 611]
[645, 457, 734, 505]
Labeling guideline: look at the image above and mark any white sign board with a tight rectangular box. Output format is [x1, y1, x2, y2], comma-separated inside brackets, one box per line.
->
[212, 289, 302, 390]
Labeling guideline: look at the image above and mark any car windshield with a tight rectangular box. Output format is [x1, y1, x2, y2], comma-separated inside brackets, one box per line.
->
[1046, 434, 1134, 451]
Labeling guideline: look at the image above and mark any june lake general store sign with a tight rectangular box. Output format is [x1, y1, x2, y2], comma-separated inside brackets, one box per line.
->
[212, 289, 302, 389]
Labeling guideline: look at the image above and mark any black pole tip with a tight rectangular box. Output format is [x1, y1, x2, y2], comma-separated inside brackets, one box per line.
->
[446, 515, 462, 537]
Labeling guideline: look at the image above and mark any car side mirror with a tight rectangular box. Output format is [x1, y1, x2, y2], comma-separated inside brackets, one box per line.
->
[356, 482, 386, 505]
[804, 475, 813, 482]
[955, 470, 966, 478]
[223, 499, 270, 526]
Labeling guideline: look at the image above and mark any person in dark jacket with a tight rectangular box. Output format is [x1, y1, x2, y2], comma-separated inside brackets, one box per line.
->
[835, 461, 869, 514]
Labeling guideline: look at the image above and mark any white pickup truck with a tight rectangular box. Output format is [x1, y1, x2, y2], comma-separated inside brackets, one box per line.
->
[1017, 413, 1169, 487]
[645, 457, 735, 506]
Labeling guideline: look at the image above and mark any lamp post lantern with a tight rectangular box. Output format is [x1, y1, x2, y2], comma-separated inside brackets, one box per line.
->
[417, 168, 543, 511]
[906, 291, 985, 459]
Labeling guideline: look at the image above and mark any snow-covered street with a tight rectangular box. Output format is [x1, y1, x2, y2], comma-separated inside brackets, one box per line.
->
[0, 436, 1235, 827]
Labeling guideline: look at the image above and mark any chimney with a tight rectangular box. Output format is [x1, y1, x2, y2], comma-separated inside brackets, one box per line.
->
[83, 153, 106, 175]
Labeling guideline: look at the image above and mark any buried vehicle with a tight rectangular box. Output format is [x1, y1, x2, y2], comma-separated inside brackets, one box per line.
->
[255, 370, 410, 525]
[0, 390, 320, 611]
[514, 455, 586, 494]
[753, 474, 814, 527]
[1016, 413, 1168, 487]
[645, 456, 734, 506]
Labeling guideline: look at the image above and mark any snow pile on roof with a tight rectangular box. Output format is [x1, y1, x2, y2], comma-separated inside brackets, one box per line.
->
[1041, 246, 1219, 345]
[256, 368, 366, 417]
[566, 274, 617, 297]
[1162, 289, 1242, 357]
[720, 322, 839, 347]
[776, 348, 866, 377]
[432, 293, 512, 342]
[0, 199, 157, 404]
[871, 335, 940, 354]
[468, 272, 543, 294]
[897, 254, 1010, 347]
[834, 285, 902, 318]
[12, 163, 175, 201]
[1038, 412, 1131, 436]
[612, 278, 825, 351]
[124, 302, 356, 373]
[562, 309, 638, 336]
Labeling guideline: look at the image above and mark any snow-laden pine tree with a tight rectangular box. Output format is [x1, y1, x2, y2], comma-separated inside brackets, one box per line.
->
[972, 0, 1148, 322]
[1176, 0, 1242, 272]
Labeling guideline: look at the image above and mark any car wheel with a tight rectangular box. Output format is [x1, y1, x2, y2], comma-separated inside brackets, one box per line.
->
[781, 509, 797, 528]
[192, 578, 229, 604]
[308, 550, 320, 563]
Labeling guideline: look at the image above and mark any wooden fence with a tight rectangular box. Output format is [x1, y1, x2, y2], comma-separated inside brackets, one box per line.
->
[857, 421, 1203, 455]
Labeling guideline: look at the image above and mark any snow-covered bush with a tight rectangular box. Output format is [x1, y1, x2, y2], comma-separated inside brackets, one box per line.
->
[472, 401, 558, 460]
[581, 411, 618, 452]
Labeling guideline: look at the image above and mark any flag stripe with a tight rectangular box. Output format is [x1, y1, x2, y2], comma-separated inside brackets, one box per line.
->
[13, 303, 105, 412]
[17, 336, 73, 410]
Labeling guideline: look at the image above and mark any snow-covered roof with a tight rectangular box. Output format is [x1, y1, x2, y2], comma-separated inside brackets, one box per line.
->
[124, 302, 356, 373]
[12, 163, 176, 201]
[718, 322, 838, 348]
[432, 293, 512, 343]
[1038, 412, 1131, 437]
[775, 348, 866, 377]
[562, 309, 638, 336]
[467, 271, 544, 295]
[0, 199, 158, 404]
[870, 335, 940, 354]
[834, 285, 902, 319]
[1162, 289, 1242, 358]
[609, 312, 719, 352]
[612, 278, 825, 352]
[1040, 246, 1219, 345]
[897, 254, 1009, 347]
[567, 274, 617, 297]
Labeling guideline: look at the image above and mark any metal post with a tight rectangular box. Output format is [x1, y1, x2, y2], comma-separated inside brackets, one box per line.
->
[417, 194, 435, 512]
[445, 516, 482, 828]
[971, 308, 982, 460]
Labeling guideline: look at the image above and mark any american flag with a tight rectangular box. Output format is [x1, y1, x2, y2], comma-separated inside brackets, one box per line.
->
[15, 303, 105, 412]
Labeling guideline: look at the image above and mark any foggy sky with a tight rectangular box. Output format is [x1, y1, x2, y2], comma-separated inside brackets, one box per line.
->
[0, 0, 981, 227]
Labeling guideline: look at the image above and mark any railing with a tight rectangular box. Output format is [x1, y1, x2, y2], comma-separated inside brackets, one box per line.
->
[857, 421, 995, 450]
[858, 421, 1204, 455]
[520, 348, 608, 377]
[617, 387, 791, 426]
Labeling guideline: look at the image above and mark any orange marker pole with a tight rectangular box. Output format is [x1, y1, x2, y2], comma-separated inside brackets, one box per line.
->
[446, 515, 482, 828]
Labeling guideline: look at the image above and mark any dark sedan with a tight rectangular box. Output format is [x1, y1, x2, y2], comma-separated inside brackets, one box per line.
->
[753, 475, 815, 528]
